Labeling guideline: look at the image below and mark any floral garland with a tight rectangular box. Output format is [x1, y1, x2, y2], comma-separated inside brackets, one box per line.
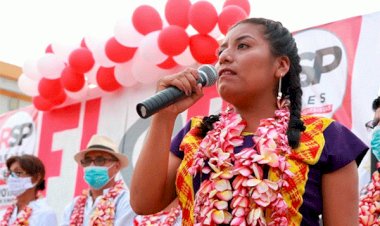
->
[69, 180, 124, 226]
[0, 191, 44, 226]
[189, 107, 292, 225]
[0, 205, 32, 226]
[358, 163, 380, 226]
[134, 205, 181, 226]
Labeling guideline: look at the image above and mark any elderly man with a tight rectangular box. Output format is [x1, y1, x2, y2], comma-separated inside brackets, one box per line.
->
[61, 134, 135, 226]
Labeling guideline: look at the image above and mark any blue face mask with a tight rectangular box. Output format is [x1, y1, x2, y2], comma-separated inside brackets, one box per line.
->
[371, 127, 380, 161]
[84, 165, 113, 190]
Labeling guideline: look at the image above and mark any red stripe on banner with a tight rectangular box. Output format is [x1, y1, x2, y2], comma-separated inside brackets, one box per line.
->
[74, 98, 102, 196]
[316, 16, 362, 128]
[38, 103, 81, 193]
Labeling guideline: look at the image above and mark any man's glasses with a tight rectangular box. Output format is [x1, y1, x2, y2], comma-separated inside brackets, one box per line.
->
[365, 118, 380, 130]
[80, 156, 117, 167]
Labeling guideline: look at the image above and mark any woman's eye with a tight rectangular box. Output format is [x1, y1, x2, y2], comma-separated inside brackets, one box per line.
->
[237, 43, 248, 49]
[216, 48, 225, 56]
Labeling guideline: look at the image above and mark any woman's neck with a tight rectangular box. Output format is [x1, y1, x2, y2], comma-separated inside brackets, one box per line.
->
[16, 189, 37, 212]
[235, 103, 277, 133]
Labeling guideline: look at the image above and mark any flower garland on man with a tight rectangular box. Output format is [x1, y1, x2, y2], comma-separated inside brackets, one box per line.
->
[61, 134, 136, 226]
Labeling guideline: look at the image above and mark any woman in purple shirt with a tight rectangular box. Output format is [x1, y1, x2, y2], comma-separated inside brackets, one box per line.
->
[130, 17, 368, 226]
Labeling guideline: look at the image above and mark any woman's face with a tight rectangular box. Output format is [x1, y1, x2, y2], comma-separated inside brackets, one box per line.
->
[9, 161, 39, 184]
[215, 23, 280, 107]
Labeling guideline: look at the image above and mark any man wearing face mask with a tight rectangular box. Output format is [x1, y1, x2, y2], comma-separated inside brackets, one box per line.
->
[61, 134, 136, 226]
[0, 154, 58, 226]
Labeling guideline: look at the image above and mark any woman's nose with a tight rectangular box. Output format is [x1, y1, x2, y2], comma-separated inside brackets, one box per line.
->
[218, 49, 233, 65]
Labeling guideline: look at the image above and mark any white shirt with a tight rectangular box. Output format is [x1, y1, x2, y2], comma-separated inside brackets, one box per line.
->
[0, 198, 58, 226]
[61, 187, 136, 226]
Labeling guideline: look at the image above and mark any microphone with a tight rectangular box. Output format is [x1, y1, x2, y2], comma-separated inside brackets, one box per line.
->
[136, 64, 218, 119]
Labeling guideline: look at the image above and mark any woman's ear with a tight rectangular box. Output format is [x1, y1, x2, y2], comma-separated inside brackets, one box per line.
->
[33, 174, 42, 184]
[275, 56, 290, 78]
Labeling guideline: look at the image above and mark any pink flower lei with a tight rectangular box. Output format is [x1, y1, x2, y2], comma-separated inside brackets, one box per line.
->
[0, 205, 32, 226]
[189, 107, 293, 225]
[134, 205, 181, 226]
[0, 191, 43, 226]
[358, 165, 380, 226]
[69, 180, 125, 226]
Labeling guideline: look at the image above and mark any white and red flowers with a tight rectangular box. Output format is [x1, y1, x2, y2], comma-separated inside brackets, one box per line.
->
[190, 107, 292, 225]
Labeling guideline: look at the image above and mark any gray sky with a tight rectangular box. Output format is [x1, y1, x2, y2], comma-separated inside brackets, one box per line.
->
[1, 0, 380, 67]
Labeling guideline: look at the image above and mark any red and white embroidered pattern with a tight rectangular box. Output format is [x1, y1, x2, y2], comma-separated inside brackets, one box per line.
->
[189, 108, 292, 225]
[69, 180, 124, 226]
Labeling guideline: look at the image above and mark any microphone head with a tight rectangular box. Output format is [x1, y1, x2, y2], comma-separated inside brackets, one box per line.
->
[198, 64, 218, 87]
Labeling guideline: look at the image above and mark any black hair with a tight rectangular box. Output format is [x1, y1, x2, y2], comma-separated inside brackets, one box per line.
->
[200, 18, 305, 149]
[6, 154, 46, 191]
[372, 96, 380, 111]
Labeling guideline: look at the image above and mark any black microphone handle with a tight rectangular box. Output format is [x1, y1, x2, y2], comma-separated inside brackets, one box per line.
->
[136, 86, 185, 118]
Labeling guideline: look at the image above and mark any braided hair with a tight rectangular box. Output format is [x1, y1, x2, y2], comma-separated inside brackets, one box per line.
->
[200, 18, 305, 149]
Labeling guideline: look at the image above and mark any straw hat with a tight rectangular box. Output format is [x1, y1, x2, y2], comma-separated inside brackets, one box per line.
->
[74, 134, 128, 169]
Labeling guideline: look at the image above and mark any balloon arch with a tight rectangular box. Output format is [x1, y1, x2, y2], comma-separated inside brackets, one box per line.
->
[17, 0, 250, 111]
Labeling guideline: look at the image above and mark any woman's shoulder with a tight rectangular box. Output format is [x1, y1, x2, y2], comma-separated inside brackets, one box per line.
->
[29, 198, 56, 214]
[301, 114, 335, 130]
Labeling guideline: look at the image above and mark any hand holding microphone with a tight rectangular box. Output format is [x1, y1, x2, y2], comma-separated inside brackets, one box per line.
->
[136, 65, 218, 118]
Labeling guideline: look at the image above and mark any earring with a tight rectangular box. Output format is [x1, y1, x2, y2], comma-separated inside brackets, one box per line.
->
[277, 76, 283, 100]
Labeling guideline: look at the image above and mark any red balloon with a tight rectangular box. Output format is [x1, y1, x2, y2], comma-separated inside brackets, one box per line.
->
[61, 66, 85, 92]
[38, 78, 63, 100]
[96, 67, 121, 92]
[49, 91, 67, 105]
[158, 26, 189, 56]
[157, 57, 177, 69]
[189, 1, 218, 34]
[218, 6, 248, 35]
[165, 0, 191, 28]
[45, 44, 53, 53]
[132, 5, 163, 35]
[223, 0, 251, 15]
[105, 37, 137, 63]
[189, 34, 219, 64]
[33, 96, 54, 111]
[80, 38, 88, 48]
[69, 48, 95, 74]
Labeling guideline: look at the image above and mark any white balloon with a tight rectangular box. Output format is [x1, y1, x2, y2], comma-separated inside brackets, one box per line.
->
[18, 74, 39, 96]
[37, 53, 66, 79]
[173, 46, 196, 66]
[114, 17, 144, 47]
[114, 61, 138, 87]
[23, 59, 42, 81]
[139, 31, 167, 64]
[84, 36, 115, 67]
[132, 48, 181, 84]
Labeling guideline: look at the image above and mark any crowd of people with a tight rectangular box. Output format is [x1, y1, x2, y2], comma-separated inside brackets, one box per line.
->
[0, 17, 376, 225]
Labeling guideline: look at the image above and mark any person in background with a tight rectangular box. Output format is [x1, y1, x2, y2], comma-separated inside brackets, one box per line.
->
[359, 96, 380, 225]
[61, 134, 136, 226]
[130, 17, 368, 225]
[0, 154, 58, 226]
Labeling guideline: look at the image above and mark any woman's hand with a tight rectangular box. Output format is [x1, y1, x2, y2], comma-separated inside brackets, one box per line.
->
[155, 68, 204, 116]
